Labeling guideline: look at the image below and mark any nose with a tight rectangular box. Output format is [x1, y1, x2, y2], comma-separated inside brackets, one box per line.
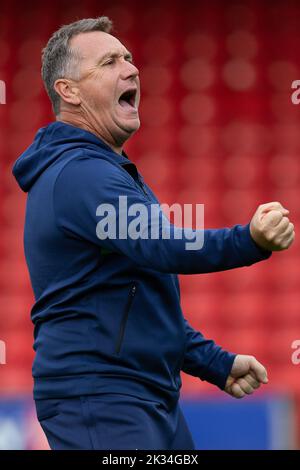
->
[120, 60, 139, 81]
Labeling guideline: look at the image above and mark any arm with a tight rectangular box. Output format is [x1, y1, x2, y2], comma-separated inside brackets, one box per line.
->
[181, 318, 269, 397]
[53, 155, 272, 275]
[181, 317, 236, 390]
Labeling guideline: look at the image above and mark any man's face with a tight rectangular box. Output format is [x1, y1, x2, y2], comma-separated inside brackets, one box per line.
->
[68, 31, 140, 147]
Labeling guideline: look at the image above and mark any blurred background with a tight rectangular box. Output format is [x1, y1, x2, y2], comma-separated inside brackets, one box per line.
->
[0, 0, 300, 449]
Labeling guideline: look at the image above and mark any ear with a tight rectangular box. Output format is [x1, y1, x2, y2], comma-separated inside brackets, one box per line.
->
[54, 78, 81, 106]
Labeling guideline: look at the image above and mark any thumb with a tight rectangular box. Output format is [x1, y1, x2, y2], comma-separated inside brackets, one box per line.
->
[249, 357, 268, 384]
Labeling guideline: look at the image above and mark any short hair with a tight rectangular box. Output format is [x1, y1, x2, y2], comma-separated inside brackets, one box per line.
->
[41, 16, 113, 115]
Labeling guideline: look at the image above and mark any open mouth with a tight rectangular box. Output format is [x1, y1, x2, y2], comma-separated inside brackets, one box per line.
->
[118, 88, 137, 110]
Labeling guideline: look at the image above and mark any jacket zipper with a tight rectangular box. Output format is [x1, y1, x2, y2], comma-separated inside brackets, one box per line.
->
[140, 181, 148, 197]
[115, 283, 137, 355]
[137, 175, 150, 199]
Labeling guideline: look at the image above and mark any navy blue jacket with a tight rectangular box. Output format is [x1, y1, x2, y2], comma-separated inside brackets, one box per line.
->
[12, 122, 271, 407]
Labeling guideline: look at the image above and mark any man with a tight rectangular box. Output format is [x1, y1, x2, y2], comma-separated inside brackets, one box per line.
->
[12, 17, 294, 450]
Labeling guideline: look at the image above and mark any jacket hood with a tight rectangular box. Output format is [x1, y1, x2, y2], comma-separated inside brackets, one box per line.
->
[12, 121, 132, 192]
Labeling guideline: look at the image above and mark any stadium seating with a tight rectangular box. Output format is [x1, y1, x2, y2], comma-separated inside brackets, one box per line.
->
[0, 0, 299, 446]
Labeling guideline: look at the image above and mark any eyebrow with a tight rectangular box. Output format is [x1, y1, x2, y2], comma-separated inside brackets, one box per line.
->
[96, 50, 133, 64]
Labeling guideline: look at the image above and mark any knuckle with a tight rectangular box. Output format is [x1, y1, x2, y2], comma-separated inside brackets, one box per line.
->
[289, 234, 295, 244]
[267, 201, 280, 209]
[264, 230, 274, 242]
[281, 240, 290, 249]
[284, 233, 295, 248]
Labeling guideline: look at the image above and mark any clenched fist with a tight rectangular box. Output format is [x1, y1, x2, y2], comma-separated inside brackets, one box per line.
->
[225, 354, 268, 399]
[250, 202, 295, 251]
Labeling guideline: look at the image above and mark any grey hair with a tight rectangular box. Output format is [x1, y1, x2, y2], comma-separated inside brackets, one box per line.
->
[41, 16, 113, 115]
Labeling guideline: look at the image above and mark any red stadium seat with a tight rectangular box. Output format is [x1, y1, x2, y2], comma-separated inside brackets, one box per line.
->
[217, 328, 268, 361]
[1, 0, 300, 446]
[265, 328, 299, 365]
[219, 292, 268, 328]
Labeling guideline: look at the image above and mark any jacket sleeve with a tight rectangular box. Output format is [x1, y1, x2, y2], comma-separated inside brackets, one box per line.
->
[53, 154, 272, 274]
[181, 318, 236, 390]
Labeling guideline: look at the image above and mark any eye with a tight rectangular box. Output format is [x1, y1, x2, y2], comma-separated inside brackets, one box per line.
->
[104, 59, 114, 66]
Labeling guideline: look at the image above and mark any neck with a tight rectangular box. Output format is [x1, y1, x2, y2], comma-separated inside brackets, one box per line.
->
[56, 112, 123, 155]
